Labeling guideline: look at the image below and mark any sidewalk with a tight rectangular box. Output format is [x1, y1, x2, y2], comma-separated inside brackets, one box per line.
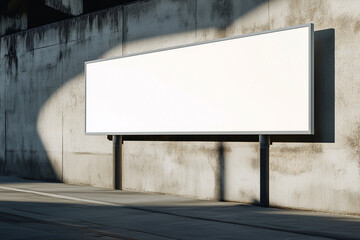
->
[0, 176, 359, 240]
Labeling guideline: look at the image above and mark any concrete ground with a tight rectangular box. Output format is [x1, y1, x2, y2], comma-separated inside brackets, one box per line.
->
[0, 176, 359, 240]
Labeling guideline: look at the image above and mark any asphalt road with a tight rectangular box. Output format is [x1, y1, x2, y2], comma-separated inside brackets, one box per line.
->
[0, 176, 359, 240]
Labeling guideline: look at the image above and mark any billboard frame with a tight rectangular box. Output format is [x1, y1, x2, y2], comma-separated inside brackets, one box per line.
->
[85, 23, 314, 135]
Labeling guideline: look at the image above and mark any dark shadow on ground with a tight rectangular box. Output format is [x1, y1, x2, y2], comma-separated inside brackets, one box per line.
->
[0, 199, 358, 239]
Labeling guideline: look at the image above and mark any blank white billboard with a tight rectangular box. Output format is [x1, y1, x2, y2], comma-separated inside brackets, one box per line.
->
[85, 24, 313, 135]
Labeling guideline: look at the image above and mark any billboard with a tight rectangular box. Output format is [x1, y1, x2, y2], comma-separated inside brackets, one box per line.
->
[85, 24, 313, 135]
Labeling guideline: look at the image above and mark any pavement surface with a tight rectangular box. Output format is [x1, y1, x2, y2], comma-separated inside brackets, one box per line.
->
[0, 176, 359, 240]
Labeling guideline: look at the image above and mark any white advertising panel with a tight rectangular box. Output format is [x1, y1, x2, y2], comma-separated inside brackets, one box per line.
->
[85, 24, 313, 135]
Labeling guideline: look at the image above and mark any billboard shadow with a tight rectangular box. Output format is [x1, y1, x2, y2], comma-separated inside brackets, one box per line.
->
[121, 28, 335, 144]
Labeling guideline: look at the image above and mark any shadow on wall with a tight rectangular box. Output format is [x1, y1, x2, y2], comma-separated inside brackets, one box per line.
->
[215, 29, 335, 202]
[1, 8, 127, 180]
[124, 29, 336, 143]
[0, 1, 335, 185]
[0, 0, 269, 181]
[217, 142, 225, 201]
[273, 28, 335, 143]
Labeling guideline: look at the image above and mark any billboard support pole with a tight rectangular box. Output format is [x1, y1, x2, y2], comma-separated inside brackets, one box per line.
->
[260, 135, 270, 207]
[113, 135, 123, 190]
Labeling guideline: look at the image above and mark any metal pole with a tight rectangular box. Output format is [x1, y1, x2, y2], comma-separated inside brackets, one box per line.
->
[259, 135, 270, 207]
[113, 135, 123, 190]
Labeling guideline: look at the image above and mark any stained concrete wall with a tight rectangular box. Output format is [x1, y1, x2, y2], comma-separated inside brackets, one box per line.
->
[1, 0, 360, 214]
[0, 7, 123, 186]
[45, 0, 83, 16]
[0, 0, 27, 36]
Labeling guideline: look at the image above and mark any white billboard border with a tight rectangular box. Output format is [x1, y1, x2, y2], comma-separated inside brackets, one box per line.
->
[85, 23, 314, 135]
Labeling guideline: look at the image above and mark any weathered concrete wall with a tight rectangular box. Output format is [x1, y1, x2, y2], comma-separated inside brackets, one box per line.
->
[122, 0, 360, 214]
[0, 0, 27, 36]
[0, 6, 123, 186]
[45, 0, 83, 16]
[1, 0, 360, 214]
[268, 0, 360, 213]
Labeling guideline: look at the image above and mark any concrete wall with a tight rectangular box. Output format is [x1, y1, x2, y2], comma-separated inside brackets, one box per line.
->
[0, 7, 123, 186]
[0, 0, 27, 36]
[1, 0, 360, 214]
[45, 0, 83, 16]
